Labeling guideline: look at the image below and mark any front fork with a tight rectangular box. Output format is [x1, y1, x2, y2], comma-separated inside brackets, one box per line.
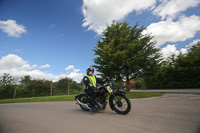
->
[109, 91, 125, 110]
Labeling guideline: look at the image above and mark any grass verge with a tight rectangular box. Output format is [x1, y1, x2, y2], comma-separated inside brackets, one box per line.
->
[0, 92, 163, 104]
[126, 92, 163, 99]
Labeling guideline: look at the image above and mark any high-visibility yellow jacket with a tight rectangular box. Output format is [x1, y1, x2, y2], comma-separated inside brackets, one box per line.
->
[83, 75, 105, 90]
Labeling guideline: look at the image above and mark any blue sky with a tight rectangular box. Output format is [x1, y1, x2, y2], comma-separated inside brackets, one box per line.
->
[0, 0, 200, 82]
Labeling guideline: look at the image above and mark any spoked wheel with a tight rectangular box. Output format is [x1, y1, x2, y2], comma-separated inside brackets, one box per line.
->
[78, 95, 90, 111]
[109, 94, 131, 115]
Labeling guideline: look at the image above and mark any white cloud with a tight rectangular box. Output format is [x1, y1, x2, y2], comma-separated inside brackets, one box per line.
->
[73, 69, 80, 72]
[186, 39, 200, 49]
[160, 44, 188, 59]
[0, 54, 49, 79]
[67, 72, 83, 80]
[39, 64, 51, 69]
[143, 15, 200, 47]
[0, 19, 26, 37]
[160, 39, 200, 60]
[0, 54, 83, 82]
[82, 0, 156, 35]
[0, 54, 27, 69]
[65, 65, 83, 82]
[179, 48, 188, 54]
[65, 65, 74, 71]
[19, 64, 37, 71]
[153, 0, 200, 20]
[161, 44, 180, 59]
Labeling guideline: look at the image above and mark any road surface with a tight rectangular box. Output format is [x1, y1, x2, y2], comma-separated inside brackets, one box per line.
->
[0, 93, 200, 133]
[131, 89, 200, 95]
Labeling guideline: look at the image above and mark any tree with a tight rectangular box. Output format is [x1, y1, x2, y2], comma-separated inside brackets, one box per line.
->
[20, 75, 31, 84]
[25, 79, 52, 97]
[54, 77, 82, 95]
[153, 41, 200, 89]
[173, 41, 200, 88]
[0, 73, 15, 86]
[54, 77, 72, 95]
[93, 21, 160, 91]
[0, 73, 16, 99]
[186, 41, 200, 67]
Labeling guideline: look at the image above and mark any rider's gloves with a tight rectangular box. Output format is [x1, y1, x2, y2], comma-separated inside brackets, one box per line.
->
[88, 83, 93, 87]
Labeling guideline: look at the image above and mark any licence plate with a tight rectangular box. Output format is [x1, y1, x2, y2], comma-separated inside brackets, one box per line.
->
[106, 86, 113, 93]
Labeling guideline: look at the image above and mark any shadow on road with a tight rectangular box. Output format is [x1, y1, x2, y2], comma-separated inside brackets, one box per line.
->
[196, 126, 200, 133]
[0, 125, 5, 133]
[70, 108, 118, 115]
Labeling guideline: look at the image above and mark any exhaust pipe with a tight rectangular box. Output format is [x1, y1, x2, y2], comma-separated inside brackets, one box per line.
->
[76, 98, 91, 110]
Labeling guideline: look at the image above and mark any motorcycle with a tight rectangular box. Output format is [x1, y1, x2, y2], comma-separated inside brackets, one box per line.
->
[75, 82, 131, 115]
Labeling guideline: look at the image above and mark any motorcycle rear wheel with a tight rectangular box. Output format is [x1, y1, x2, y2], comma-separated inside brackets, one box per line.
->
[78, 95, 90, 111]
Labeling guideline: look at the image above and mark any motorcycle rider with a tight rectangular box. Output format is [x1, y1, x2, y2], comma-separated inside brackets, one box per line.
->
[83, 68, 105, 110]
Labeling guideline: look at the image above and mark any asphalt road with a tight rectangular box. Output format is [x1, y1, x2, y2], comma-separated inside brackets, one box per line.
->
[0, 93, 200, 133]
[132, 89, 200, 95]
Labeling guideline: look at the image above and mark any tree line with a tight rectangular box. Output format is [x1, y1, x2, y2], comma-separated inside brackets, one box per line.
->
[145, 41, 200, 89]
[92, 21, 200, 90]
[0, 74, 84, 99]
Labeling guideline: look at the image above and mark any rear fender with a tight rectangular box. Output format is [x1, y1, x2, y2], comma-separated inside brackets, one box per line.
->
[75, 92, 88, 100]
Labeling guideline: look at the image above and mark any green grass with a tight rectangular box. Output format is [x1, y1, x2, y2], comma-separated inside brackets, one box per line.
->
[0, 95, 76, 104]
[126, 92, 163, 99]
[0, 92, 163, 104]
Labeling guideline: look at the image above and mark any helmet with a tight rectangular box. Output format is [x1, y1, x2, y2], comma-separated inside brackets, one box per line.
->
[86, 68, 94, 75]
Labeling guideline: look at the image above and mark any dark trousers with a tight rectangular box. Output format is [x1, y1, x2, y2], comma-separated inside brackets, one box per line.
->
[85, 88, 96, 107]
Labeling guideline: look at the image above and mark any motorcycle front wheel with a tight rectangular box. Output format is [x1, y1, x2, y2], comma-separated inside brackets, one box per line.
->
[109, 94, 131, 115]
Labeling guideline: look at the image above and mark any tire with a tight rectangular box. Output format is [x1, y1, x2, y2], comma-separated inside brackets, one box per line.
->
[78, 94, 90, 111]
[109, 94, 131, 115]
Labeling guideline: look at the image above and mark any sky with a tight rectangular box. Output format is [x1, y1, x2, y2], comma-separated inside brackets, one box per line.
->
[0, 0, 200, 82]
